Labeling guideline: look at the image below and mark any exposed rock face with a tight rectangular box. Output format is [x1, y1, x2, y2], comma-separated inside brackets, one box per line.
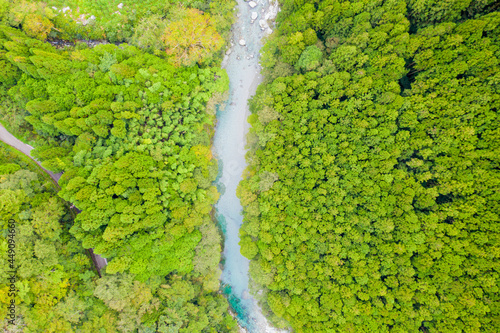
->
[266, 0, 279, 20]
[258, 0, 280, 35]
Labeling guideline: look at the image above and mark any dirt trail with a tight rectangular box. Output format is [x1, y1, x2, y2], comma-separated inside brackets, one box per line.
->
[0, 123, 108, 273]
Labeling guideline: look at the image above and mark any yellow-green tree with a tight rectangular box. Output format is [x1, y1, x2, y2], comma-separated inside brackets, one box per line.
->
[22, 13, 53, 40]
[161, 8, 223, 66]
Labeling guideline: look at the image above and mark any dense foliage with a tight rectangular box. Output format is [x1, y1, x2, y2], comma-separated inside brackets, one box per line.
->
[0, 143, 238, 332]
[406, 0, 497, 29]
[239, 0, 500, 332]
[0, 0, 235, 49]
[162, 8, 224, 66]
[0, 143, 110, 331]
[0, 0, 239, 330]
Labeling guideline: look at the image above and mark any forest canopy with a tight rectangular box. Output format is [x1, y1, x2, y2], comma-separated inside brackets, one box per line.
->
[0, 0, 239, 331]
[239, 0, 500, 332]
[0, 0, 236, 48]
[0, 0, 499, 332]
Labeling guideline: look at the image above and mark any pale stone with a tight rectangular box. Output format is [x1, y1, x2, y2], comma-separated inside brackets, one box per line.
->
[265, 1, 279, 20]
[248, 1, 257, 8]
[239, 39, 246, 46]
[251, 12, 258, 20]
[259, 19, 267, 30]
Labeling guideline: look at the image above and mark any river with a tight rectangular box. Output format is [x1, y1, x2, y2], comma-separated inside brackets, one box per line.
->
[2, 1, 279, 328]
[213, 0, 282, 331]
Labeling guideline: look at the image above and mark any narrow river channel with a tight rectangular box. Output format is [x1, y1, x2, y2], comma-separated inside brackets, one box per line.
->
[2, 1, 280, 328]
[213, 0, 281, 331]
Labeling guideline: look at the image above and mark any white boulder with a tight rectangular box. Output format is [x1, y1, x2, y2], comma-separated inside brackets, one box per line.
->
[248, 1, 257, 8]
[265, 1, 279, 21]
[239, 39, 246, 46]
[259, 19, 273, 34]
[251, 12, 258, 20]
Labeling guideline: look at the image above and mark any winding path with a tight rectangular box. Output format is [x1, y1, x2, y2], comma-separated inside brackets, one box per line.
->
[0, 123, 108, 273]
[0, 124, 61, 182]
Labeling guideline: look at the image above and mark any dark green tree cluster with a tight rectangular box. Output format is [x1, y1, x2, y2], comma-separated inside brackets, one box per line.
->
[239, 0, 500, 332]
[0, 20, 237, 331]
[406, 0, 497, 29]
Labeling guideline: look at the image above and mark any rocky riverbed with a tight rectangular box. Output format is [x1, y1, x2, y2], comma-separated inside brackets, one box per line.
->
[213, 0, 285, 332]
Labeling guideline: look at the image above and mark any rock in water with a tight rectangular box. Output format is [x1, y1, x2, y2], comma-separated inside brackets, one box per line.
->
[258, 19, 273, 34]
[259, 19, 267, 30]
[239, 39, 246, 46]
[249, 1, 257, 8]
[251, 12, 258, 20]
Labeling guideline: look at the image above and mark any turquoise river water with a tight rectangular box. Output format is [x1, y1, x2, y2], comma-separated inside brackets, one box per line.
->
[213, 0, 283, 332]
